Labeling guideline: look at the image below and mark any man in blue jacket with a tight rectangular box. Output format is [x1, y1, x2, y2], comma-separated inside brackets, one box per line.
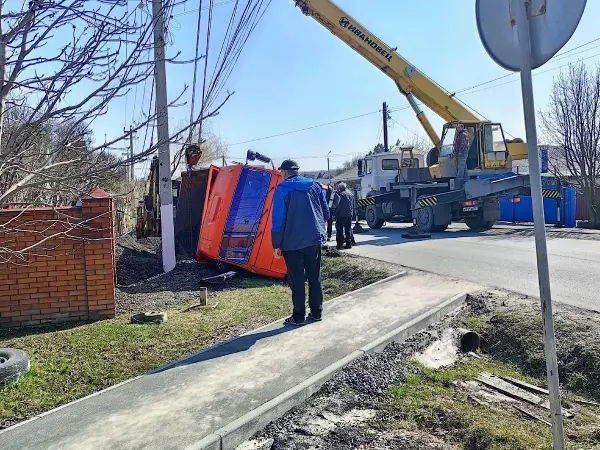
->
[272, 160, 330, 325]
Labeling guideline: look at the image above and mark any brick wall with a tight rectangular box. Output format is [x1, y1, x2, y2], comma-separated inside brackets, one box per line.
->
[0, 189, 116, 327]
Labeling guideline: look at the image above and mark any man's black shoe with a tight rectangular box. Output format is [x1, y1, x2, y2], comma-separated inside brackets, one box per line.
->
[307, 312, 322, 322]
[284, 315, 305, 326]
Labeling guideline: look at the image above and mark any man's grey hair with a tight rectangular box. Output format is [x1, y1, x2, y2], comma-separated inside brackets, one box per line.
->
[283, 169, 299, 177]
[337, 182, 347, 191]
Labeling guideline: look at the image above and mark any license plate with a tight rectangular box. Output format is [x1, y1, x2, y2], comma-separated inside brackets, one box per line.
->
[463, 206, 479, 212]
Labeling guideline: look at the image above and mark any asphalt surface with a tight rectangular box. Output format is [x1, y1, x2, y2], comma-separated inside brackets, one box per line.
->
[347, 222, 600, 311]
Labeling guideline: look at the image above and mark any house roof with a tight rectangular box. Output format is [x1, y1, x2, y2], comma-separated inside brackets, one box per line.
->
[332, 167, 360, 183]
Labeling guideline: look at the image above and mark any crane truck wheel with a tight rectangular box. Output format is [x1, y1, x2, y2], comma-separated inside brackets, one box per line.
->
[366, 205, 384, 229]
[415, 200, 435, 233]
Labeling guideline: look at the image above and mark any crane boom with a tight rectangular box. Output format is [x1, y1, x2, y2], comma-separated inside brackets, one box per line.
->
[295, 0, 480, 148]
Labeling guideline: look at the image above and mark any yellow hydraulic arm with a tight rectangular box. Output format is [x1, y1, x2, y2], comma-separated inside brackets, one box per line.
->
[294, 0, 482, 150]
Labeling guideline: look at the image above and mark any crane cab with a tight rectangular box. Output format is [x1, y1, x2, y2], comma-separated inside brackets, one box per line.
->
[428, 121, 513, 179]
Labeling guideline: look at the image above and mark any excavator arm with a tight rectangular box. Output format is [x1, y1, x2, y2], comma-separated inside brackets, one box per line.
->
[295, 0, 479, 149]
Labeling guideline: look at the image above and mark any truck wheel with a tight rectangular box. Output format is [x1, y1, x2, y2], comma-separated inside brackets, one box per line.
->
[432, 224, 448, 232]
[366, 205, 384, 229]
[415, 203, 435, 233]
[465, 217, 496, 231]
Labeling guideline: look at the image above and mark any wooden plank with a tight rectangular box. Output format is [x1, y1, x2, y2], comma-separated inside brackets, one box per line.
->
[475, 373, 574, 418]
[539, 400, 574, 419]
[512, 405, 552, 427]
[475, 374, 543, 406]
[573, 398, 600, 408]
[499, 376, 550, 396]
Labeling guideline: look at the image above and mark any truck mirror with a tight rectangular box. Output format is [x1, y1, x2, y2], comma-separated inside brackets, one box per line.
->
[357, 160, 363, 176]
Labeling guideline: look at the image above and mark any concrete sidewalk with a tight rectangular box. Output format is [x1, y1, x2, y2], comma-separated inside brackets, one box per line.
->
[0, 271, 478, 450]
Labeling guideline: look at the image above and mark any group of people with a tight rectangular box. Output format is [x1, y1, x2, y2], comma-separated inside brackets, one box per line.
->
[324, 181, 356, 250]
[270, 159, 357, 326]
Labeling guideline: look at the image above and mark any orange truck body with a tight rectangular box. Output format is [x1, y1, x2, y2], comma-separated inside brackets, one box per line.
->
[196, 164, 288, 279]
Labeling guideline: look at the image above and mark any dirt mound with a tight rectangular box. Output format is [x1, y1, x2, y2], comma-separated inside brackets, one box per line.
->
[464, 292, 600, 402]
[116, 234, 163, 285]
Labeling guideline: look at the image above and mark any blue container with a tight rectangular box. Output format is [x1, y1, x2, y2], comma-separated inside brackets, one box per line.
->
[498, 186, 576, 227]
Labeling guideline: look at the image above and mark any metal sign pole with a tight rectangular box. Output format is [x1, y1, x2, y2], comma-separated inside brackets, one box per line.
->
[514, 1, 565, 447]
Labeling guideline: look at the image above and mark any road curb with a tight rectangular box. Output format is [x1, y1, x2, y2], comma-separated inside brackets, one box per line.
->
[189, 291, 469, 450]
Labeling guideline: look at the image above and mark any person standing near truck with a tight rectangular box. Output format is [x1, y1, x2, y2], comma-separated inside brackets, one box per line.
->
[333, 182, 355, 250]
[272, 160, 330, 325]
[454, 123, 470, 188]
[324, 183, 336, 241]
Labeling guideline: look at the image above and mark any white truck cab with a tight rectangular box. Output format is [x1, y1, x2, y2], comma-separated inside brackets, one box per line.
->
[357, 148, 424, 199]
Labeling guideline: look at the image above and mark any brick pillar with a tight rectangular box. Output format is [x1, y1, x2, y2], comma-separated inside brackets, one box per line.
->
[81, 189, 116, 320]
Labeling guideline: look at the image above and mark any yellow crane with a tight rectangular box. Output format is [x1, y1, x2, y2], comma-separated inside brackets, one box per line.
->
[294, 0, 528, 180]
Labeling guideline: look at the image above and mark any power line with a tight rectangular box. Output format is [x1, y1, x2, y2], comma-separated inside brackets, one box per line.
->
[460, 51, 600, 96]
[228, 151, 360, 160]
[224, 37, 600, 148]
[172, 0, 236, 17]
[229, 110, 383, 146]
[456, 36, 600, 94]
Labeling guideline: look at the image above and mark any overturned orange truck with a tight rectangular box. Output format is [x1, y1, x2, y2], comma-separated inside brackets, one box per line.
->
[195, 163, 288, 279]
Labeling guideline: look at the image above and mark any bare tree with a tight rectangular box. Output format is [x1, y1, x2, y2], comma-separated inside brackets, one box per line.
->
[540, 63, 600, 226]
[0, 0, 232, 208]
[0, 0, 234, 262]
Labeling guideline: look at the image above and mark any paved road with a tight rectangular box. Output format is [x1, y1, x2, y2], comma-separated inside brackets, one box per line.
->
[347, 223, 600, 311]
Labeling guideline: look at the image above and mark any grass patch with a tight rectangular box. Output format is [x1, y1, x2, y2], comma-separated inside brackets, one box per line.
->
[387, 357, 600, 449]
[0, 255, 391, 429]
[462, 302, 600, 403]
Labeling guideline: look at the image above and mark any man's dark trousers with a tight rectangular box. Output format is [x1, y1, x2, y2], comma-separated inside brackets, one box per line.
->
[283, 245, 323, 321]
[336, 216, 352, 248]
[326, 216, 333, 239]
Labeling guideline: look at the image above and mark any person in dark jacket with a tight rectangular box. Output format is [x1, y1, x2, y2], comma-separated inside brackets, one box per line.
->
[272, 160, 330, 325]
[324, 183, 335, 241]
[453, 124, 470, 188]
[333, 182, 355, 250]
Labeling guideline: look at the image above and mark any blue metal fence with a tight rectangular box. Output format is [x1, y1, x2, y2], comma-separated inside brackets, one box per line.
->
[499, 186, 576, 227]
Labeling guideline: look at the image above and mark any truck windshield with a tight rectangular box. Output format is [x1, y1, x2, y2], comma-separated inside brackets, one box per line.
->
[382, 159, 399, 170]
[440, 127, 456, 157]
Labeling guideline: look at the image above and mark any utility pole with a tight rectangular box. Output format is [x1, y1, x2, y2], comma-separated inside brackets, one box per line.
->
[152, 0, 176, 273]
[327, 151, 331, 182]
[382, 102, 389, 152]
[222, 153, 226, 166]
[129, 125, 135, 183]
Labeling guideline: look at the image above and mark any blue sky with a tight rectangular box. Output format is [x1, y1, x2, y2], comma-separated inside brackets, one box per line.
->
[105, 0, 600, 176]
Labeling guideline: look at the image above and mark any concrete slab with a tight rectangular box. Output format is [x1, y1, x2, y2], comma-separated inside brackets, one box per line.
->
[0, 271, 478, 450]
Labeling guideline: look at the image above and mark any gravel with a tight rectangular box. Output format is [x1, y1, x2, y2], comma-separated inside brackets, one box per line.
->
[116, 235, 164, 286]
[115, 234, 242, 314]
[254, 314, 456, 449]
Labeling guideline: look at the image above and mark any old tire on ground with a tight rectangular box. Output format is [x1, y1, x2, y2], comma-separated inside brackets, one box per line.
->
[0, 348, 30, 387]
[465, 216, 496, 231]
[365, 205, 384, 229]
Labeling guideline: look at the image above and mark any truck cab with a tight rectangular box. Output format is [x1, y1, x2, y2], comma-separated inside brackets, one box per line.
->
[357, 149, 424, 199]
